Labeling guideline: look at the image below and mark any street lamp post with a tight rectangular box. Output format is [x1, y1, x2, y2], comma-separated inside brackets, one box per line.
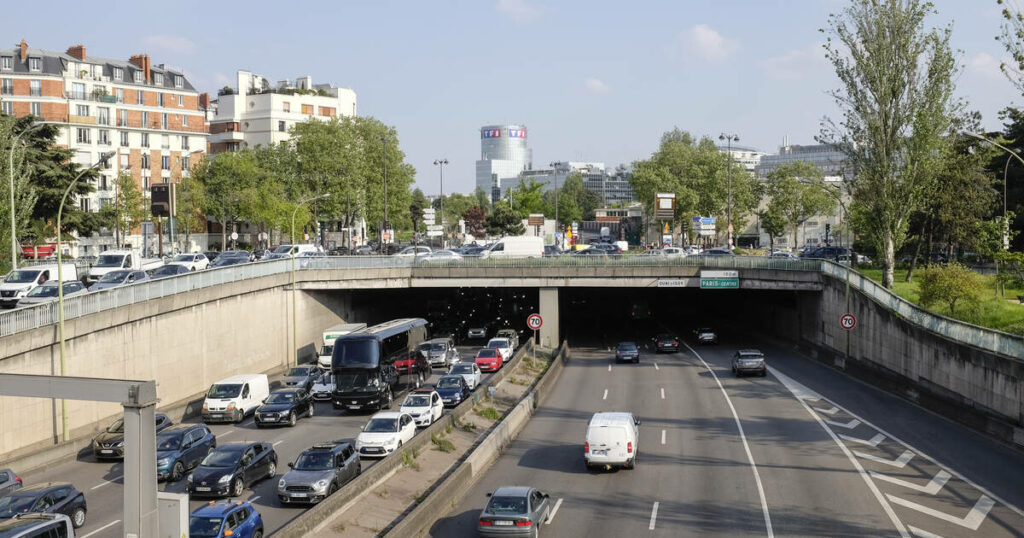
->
[433, 159, 448, 248]
[291, 193, 330, 366]
[549, 162, 560, 248]
[8, 122, 45, 270]
[57, 150, 114, 441]
[719, 133, 739, 248]
[381, 136, 388, 251]
[964, 131, 1022, 250]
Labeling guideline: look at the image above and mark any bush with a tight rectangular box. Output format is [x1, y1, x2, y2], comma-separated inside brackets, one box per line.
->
[918, 262, 983, 317]
[431, 433, 455, 453]
[476, 406, 501, 420]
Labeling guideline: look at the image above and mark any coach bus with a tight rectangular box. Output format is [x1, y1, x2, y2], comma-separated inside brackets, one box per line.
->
[331, 318, 429, 411]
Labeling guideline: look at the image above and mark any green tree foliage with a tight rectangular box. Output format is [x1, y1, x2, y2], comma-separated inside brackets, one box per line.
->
[917, 262, 983, 316]
[409, 188, 428, 234]
[988, 107, 1024, 251]
[994, 249, 1024, 287]
[763, 161, 837, 249]
[508, 179, 550, 217]
[821, 0, 962, 288]
[435, 192, 478, 229]
[99, 171, 146, 246]
[997, 0, 1024, 95]
[758, 206, 788, 253]
[485, 203, 525, 236]
[176, 173, 207, 250]
[461, 206, 487, 238]
[0, 118, 38, 272]
[542, 173, 602, 225]
[474, 186, 492, 213]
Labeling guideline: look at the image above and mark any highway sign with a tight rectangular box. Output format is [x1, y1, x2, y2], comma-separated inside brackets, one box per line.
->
[840, 313, 857, 330]
[699, 270, 739, 289]
[426, 231, 442, 237]
[528, 214, 545, 226]
[656, 193, 675, 219]
[426, 224, 443, 232]
[527, 313, 543, 330]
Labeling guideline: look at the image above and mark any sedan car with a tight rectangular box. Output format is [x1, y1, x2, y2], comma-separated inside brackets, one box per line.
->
[209, 255, 249, 268]
[187, 442, 277, 498]
[495, 329, 519, 350]
[0, 483, 88, 529]
[281, 365, 319, 392]
[638, 249, 666, 257]
[615, 342, 640, 363]
[88, 269, 150, 291]
[486, 338, 513, 363]
[149, 263, 191, 280]
[188, 499, 263, 538]
[448, 362, 482, 391]
[310, 372, 335, 401]
[663, 247, 686, 258]
[399, 389, 444, 427]
[92, 413, 173, 459]
[733, 349, 767, 377]
[434, 375, 471, 407]
[474, 348, 502, 373]
[654, 333, 680, 353]
[0, 469, 22, 498]
[418, 337, 459, 368]
[477, 486, 551, 537]
[156, 424, 217, 482]
[694, 327, 718, 345]
[15, 280, 87, 307]
[569, 248, 607, 258]
[255, 389, 314, 428]
[171, 253, 209, 271]
[278, 440, 360, 505]
[355, 412, 416, 458]
[420, 249, 463, 264]
[467, 326, 489, 340]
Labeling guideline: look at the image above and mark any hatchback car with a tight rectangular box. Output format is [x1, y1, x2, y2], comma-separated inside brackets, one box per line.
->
[694, 327, 718, 345]
[93, 413, 173, 459]
[278, 440, 360, 505]
[732, 350, 767, 377]
[435, 375, 471, 407]
[654, 334, 680, 353]
[149, 263, 191, 280]
[188, 500, 263, 538]
[448, 362, 482, 390]
[467, 326, 488, 340]
[255, 389, 313, 428]
[400, 389, 444, 427]
[495, 329, 519, 350]
[486, 338, 513, 363]
[0, 470, 21, 498]
[615, 342, 639, 363]
[156, 424, 217, 482]
[170, 253, 210, 271]
[0, 483, 87, 528]
[418, 337, 460, 368]
[355, 412, 416, 458]
[475, 348, 502, 373]
[477, 486, 551, 537]
[281, 365, 319, 392]
[88, 269, 149, 291]
[310, 372, 335, 401]
[187, 442, 277, 498]
[15, 280, 86, 307]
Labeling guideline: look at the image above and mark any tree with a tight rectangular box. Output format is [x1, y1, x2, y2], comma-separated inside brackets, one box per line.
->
[99, 171, 146, 246]
[176, 173, 207, 252]
[821, 0, 962, 288]
[997, 0, 1024, 94]
[508, 178, 550, 217]
[763, 161, 837, 249]
[474, 186, 492, 213]
[409, 188, 428, 238]
[0, 117, 38, 273]
[191, 151, 260, 249]
[758, 206, 788, 253]
[485, 204, 525, 236]
[918, 262, 983, 317]
[462, 206, 487, 238]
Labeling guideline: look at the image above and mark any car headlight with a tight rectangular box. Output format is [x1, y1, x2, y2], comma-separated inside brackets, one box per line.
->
[225, 404, 236, 411]
[218, 474, 232, 484]
[371, 378, 380, 387]
[115, 440, 124, 447]
[314, 479, 329, 490]
[278, 478, 286, 488]
[387, 437, 398, 446]
[186, 474, 193, 484]
[157, 458, 170, 466]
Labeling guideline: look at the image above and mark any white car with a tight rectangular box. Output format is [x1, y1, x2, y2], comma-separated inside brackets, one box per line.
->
[486, 337, 513, 363]
[447, 362, 482, 391]
[355, 412, 416, 458]
[399, 389, 444, 427]
[170, 253, 209, 271]
[662, 247, 686, 258]
[310, 372, 334, 401]
[395, 246, 432, 258]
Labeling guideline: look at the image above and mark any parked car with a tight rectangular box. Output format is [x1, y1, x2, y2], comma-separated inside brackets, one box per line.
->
[203, 251, 221, 263]
[170, 253, 210, 271]
[698, 248, 735, 257]
[434, 375, 471, 407]
[14, 280, 86, 307]
[486, 337, 513, 363]
[474, 348, 503, 373]
[281, 365, 319, 392]
[584, 412, 640, 471]
[639, 249, 666, 257]
[694, 327, 718, 345]
[543, 245, 563, 257]
[448, 362, 482, 391]
[418, 337, 459, 368]
[202, 374, 270, 424]
[353, 245, 373, 255]
[209, 255, 249, 269]
[0, 513, 74, 537]
[277, 440, 360, 505]
[255, 389, 314, 428]
[479, 236, 544, 259]
[187, 442, 277, 498]
[732, 349, 767, 377]
[156, 424, 217, 482]
[495, 329, 519, 350]
[768, 251, 799, 260]
[92, 413, 173, 459]
[88, 269, 150, 291]
[310, 372, 335, 401]
[149, 263, 191, 279]
[0, 483, 87, 528]
[615, 342, 639, 363]
[477, 486, 552, 537]
[592, 243, 623, 258]
[654, 333, 680, 353]
[355, 412, 417, 458]
[0, 470, 21, 499]
[188, 499, 263, 538]
[570, 248, 607, 258]
[399, 388, 444, 427]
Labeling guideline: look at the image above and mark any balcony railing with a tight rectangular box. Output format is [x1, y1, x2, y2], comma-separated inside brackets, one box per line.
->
[68, 115, 96, 125]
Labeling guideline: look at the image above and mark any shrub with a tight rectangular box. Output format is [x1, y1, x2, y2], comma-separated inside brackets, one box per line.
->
[918, 262, 983, 317]
[476, 406, 501, 420]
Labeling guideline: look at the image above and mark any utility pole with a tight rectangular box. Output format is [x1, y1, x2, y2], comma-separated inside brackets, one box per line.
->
[719, 133, 739, 248]
[381, 136, 389, 250]
[434, 159, 448, 248]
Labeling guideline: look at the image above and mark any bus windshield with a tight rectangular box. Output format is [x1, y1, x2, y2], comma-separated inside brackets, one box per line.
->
[333, 339, 380, 368]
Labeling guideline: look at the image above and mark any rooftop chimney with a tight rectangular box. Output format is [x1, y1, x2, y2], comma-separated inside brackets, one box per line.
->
[128, 54, 152, 83]
[199, 92, 210, 110]
[19, 39, 27, 61]
[66, 45, 86, 60]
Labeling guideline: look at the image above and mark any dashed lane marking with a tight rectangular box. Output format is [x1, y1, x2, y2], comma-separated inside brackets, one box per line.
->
[91, 476, 122, 490]
[80, 520, 120, 538]
[838, 432, 886, 447]
[273, 440, 283, 447]
[248, 495, 261, 503]
[649, 501, 659, 530]
[870, 470, 951, 495]
[608, 364, 612, 372]
[886, 493, 996, 531]
[654, 362, 659, 370]
[546, 498, 563, 524]
[602, 389, 608, 400]
[661, 430, 666, 445]
[660, 387, 665, 399]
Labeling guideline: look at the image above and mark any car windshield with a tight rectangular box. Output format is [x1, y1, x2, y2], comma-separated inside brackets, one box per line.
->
[0, 494, 37, 517]
[172, 255, 193, 262]
[451, 364, 473, 374]
[188, 516, 224, 538]
[25, 285, 58, 297]
[207, 384, 242, 399]
[266, 392, 296, 404]
[477, 349, 497, 358]
[286, 367, 311, 377]
[364, 418, 398, 433]
[156, 433, 182, 450]
[95, 254, 124, 267]
[403, 395, 430, 407]
[430, 343, 446, 351]
[437, 377, 461, 389]
[486, 495, 528, 515]
[487, 340, 507, 349]
[333, 339, 379, 368]
[3, 270, 40, 284]
[293, 451, 334, 470]
[107, 418, 125, 433]
[618, 343, 637, 351]
[99, 270, 130, 283]
[201, 450, 242, 467]
[273, 245, 292, 253]
[697, 328, 714, 334]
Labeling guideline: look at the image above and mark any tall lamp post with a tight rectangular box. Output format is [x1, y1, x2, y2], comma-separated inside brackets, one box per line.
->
[381, 136, 388, 251]
[963, 131, 1022, 250]
[57, 150, 114, 441]
[549, 162, 560, 248]
[8, 122, 45, 270]
[433, 159, 448, 248]
[291, 193, 330, 366]
[719, 133, 739, 248]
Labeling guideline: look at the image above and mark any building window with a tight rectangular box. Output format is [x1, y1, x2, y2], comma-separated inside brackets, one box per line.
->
[161, 134, 169, 149]
[1, 102, 11, 115]
[80, 198, 90, 212]
[98, 129, 110, 145]
[141, 154, 150, 169]
[30, 102, 41, 116]
[1, 57, 11, 70]
[76, 128, 91, 144]
[120, 131, 129, 147]
[161, 156, 169, 170]
[174, 75, 183, 88]
[29, 80, 40, 96]
[182, 115, 188, 127]
[118, 108, 129, 126]
[137, 89, 144, 104]
[115, 88, 124, 103]
[133, 70, 143, 83]
[177, 94, 183, 106]
[158, 93, 164, 106]
[282, 102, 290, 112]
[113, 67, 123, 81]
[76, 104, 89, 116]
[161, 113, 168, 129]
[181, 135, 189, 150]
[141, 133, 149, 148]
[29, 58, 40, 71]
[182, 155, 190, 171]
[1, 78, 12, 95]
[71, 82, 86, 100]
[319, 106, 335, 117]
[141, 111, 149, 127]
[97, 107, 109, 125]
[154, 73, 164, 86]
[278, 121, 286, 132]
[301, 104, 313, 115]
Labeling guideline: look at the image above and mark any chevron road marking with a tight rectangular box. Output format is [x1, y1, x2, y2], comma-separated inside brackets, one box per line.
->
[886, 493, 996, 531]
[906, 525, 946, 538]
[869, 470, 952, 495]
[839, 432, 886, 447]
[824, 418, 861, 429]
[813, 406, 839, 415]
[853, 449, 915, 469]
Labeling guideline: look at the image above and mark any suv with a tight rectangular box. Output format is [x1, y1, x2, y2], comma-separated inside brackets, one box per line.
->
[278, 440, 360, 505]
[0, 483, 87, 528]
[732, 349, 767, 377]
[418, 337, 459, 368]
[188, 500, 263, 538]
[654, 333, 680, 353]
[494, 329, 519, 350]
[0, 513, 74, 537]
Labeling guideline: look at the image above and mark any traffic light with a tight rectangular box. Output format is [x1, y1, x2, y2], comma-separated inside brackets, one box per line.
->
[825, 223, 831, 246]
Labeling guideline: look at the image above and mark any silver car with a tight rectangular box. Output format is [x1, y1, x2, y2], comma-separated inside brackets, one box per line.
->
[15, 280, 86, 307]
[478, 486, 551, 537]
[495, 329, 519, 350]
[418, 337, 459, 367]
[732, 349, 767, 377]
[281, 365, 319, 392]
[277, 440, 360, 505]
[0, 469, 22, 497]
[88, 269, 150, 291]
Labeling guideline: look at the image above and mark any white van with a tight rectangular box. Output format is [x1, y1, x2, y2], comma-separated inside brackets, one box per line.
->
[479, 236, 544, 259]
[584, 412, 640, 470]
[318, 322, 368, 368]
[202, 374, 270, 424]
[0, 263, 78, 309]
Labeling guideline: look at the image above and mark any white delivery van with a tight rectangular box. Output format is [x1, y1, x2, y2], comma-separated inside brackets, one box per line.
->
[202, 374, 270, 424]
[479, 236, 544, 259]
[584, 412, 640, 470]
[318, 322, 368, 368]
[0, 263, 78, 309]
[85, 248, 162, 285]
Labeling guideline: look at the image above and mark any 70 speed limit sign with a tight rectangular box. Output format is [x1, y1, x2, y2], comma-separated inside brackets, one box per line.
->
[527, 314, 543, 330]
[840, 313, 857, 330]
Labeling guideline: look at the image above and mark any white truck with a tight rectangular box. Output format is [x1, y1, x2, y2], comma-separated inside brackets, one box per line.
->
[318, 323, 368, 368]
[0, 263, 78, 309]
[85, 249, 163, 286]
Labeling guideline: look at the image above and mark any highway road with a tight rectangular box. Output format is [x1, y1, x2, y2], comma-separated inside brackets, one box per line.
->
[431, 326, 1024, 537]
[16, 344, 498, 538]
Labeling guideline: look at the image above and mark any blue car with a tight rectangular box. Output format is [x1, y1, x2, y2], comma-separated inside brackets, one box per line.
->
[189, 500, 263, 538]
[434, 375, 470, 407]
[156, 424, 217, 482]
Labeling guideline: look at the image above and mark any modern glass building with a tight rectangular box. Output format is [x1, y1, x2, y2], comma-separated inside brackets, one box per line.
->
[756, 143, 848, 178]
[475, 124, 532, 201]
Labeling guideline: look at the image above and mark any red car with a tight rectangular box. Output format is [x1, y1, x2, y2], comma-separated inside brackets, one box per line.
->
[394, 351, 430, 384]
[474, 348, 502, 372]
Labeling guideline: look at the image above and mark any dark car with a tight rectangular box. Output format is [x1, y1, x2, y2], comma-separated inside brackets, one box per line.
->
[156, 424, 217, 482]
[282, 365, 319, 392]
[570, 248, 608, 258]
[149, 264, 191, 280]
[615, 342, 639, 363]
[93, 413, 173, 459]
[434, 375, 470, 407]
[592, 243, 622, 258]
[394, 351, 430, 387]
[203, 251, 221, 263]
[353, 245, 373, 255]
[209, 255, 249, 268]
[187, 442, 277, 498]
[189, 499, 263, 538]
[694, 327, 718, 345]
[543, 245, 563, 257]
[654, 333, 680, 353]
[255, 389, 314, 428]
[277, 440, 361, 505]
[477, 486, 551, 538]
[698, 248, 735, 256]
[0, 483, 87, 528]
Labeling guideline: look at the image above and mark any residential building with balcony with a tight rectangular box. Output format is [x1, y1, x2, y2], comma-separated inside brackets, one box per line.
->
[0, 40, 209, 256]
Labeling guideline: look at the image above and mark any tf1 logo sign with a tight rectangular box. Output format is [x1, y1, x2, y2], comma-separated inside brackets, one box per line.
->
[482, 129, 502, 138]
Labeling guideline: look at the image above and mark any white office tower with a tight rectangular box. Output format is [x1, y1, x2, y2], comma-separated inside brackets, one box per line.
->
[475, 124, 532, 202]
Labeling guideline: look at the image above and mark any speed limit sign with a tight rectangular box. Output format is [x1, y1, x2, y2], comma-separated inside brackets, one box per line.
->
[840, 313, 857, 330]
[527, 314, 543, 330]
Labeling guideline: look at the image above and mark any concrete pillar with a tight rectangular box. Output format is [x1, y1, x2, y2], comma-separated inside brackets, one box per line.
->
[539, 287, 559, 348]
[123, 401, 158, 538]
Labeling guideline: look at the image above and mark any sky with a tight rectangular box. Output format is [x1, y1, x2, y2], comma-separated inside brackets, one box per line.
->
[1, 0, 1019, 194]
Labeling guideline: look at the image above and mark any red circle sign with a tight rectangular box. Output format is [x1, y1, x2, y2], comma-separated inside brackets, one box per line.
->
[840, 313, 857, 330]
[527, 314, 543, 330]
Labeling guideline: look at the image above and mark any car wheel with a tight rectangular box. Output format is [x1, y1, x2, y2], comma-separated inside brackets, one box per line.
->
[761, 370, 768, 377]
[267, 460, 277, 479]
[235, 409, 244, 424]
[328, 483, 338, 496]
[253, 531, 263, 538]
[530, 525, 539, 538]
[308, 404, 315, 418]
[288, 412, 297, 427]
[634, 358, 639, 364]
[170, 461, 184, 482]
[231, 476, 244, 497]
[625, 457, 635, 470]
[71, 506, 86, 528]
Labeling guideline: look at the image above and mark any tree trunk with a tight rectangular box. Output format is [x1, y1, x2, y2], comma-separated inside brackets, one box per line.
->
[220, 219, 227, 251]
[906, 218, 927, 282]
[882, 233, 896, 289]
[792, 224, 799, 254]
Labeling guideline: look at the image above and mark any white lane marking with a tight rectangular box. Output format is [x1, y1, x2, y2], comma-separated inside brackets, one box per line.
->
[80, 520, 120, 538]
[907, 525, 946, 538]
[682, 343, 773, 537]
[248, 495, 261, 503]
[660, 387, 665, 399]
[886, 493, 995, 531]
[661, 430, 666, 445]
[854, 449, 915, 468]
[602, 389, 608, 400]
[218, 429, 235, 437]
[654, 362, 659, 370]
[870, 470, 951, 495]
[838, 432, 886, 447]
[546, 498, 563, 524]
[824, 418, 861, 429]
[608, 364, 611, 372]
[91, 476, 122, 490]
[273, 440, 283, 447]
[648, 501, 659, 530]
[813, 406, 839, 415]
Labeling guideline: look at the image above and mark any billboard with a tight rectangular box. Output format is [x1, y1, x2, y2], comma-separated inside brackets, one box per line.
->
[655, 193, 675, 220]
[481, 129, 502, 138]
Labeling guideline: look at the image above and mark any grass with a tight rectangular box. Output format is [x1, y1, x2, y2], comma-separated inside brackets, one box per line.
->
[855, 268, 1024, 334]
[476, 406, 502, 421]
[431, 433, 456, 453]
[401, 449, 421, 471]
[454, 418, 477, 432]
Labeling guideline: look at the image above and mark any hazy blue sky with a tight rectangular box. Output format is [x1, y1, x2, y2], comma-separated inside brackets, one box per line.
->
[1, 0, 1018, 193]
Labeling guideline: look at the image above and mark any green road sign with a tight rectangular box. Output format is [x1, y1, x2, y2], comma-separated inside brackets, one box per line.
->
[699, 270, 739, 289]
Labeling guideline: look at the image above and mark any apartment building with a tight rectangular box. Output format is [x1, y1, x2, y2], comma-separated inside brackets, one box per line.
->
[0, 40, 209, 255]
